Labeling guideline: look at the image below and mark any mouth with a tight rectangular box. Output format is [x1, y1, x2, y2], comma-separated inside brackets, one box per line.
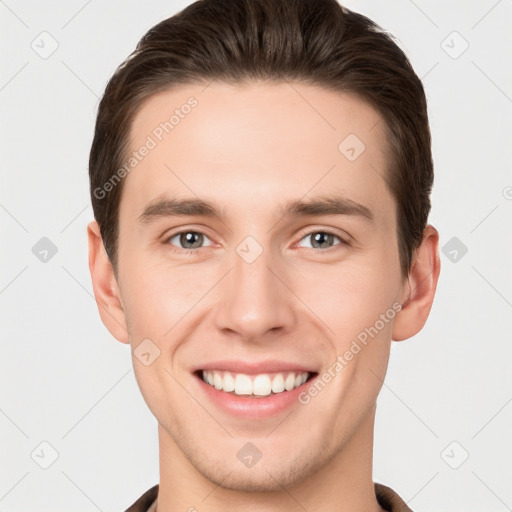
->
[195, 369, 317, 398]
[192, 362, 319, 419]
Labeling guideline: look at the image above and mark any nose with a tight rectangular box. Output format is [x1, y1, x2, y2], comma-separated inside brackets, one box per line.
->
[213, 244, 297, 342]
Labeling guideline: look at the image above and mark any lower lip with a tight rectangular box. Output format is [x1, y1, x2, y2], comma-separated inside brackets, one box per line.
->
[195, 373, 315, 420]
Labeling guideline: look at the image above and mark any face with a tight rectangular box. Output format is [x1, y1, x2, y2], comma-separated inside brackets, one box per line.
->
[113, 81, 408, 490]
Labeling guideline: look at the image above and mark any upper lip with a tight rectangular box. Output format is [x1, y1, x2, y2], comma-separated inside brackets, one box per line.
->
[194, 359, 317, 375]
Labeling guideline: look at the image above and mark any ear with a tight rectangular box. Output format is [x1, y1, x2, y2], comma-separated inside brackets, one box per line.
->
[87, 220, 129, 344]
[392, 224, 441, 341]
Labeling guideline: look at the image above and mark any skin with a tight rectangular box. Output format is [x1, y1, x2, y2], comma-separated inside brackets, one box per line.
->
[88, 81, 440, 512]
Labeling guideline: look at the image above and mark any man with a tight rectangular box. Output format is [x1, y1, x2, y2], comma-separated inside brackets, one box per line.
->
[87, 0, 440, 510]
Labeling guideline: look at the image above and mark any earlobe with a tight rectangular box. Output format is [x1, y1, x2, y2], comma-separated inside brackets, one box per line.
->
[392, 224, 441, 342]
[87, 220, 129, 344]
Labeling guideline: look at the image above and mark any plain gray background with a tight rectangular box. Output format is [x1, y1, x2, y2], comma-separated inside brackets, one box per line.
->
[1, 1, 511, 511]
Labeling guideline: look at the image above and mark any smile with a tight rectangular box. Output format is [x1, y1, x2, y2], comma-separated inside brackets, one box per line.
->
[201, 370, 310, 397]
[193, 360, 319, 418]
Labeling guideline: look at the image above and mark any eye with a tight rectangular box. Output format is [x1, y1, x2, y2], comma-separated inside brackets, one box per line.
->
[164, 229, 347, 253]
[166, 230, 213, 251]
[296, 230, 345, 250]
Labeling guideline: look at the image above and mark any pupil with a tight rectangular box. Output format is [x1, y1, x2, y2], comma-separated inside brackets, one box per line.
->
[179, 232, 333, 250]
[182, 232, 201, 248]
[313, 232, 330, 248]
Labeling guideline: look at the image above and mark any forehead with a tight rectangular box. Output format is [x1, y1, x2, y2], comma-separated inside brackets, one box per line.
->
[120, 81, 394, 228]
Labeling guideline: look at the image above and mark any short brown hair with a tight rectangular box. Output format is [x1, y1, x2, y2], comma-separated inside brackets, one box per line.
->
[89, 0, 433, 279]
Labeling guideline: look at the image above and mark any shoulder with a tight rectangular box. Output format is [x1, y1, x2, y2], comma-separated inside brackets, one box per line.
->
[124, 484, 159, 512]
[375, 482, 413, 512]
[123, 482, 411, 511]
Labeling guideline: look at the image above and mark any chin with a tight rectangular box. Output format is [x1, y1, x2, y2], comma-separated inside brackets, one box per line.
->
[184, 435, 333, 493]
[197, 461, 307, 492]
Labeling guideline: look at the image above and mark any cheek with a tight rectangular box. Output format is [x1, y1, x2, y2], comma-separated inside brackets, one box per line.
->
[293, 257, 400, 340]
[120, 252, 215, 335]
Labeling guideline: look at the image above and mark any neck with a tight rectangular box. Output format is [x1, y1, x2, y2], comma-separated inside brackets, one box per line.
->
[156, 404, 383, 512]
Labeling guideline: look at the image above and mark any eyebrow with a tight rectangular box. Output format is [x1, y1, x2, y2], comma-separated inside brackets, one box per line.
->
[137, 194, 374, 225]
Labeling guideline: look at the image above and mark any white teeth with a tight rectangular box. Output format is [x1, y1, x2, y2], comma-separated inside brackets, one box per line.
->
[253, 375, 272, 396]
[284, 373, 295, 391]
[213, 371, 223, 390]
[271, 373, 285, 393]
[223, 372, 235, 392]
[234, 374, 253, 395]
[201, 370, 310, 396]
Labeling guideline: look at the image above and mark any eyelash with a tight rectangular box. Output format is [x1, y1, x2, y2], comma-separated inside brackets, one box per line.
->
[164, 229, 348, 254]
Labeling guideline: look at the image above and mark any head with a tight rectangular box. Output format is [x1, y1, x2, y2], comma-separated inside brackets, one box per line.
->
[88, 0, 440, 493]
